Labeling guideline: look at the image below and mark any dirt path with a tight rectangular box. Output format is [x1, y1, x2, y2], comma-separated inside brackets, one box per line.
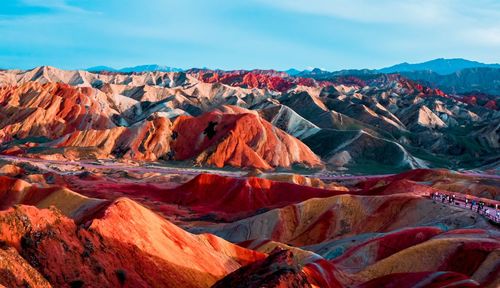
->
[430, 193, 500, 224]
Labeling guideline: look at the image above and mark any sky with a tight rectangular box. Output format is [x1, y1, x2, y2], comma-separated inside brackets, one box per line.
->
[1, 0, 500, 71]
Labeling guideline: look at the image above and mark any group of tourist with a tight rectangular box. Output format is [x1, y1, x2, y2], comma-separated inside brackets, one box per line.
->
[431, 192, 500, 223]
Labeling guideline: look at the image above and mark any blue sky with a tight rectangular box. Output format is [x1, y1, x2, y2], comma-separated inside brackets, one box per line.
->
[1, 0, 500, 70]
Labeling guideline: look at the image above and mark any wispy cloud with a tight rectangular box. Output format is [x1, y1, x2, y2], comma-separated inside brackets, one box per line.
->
[255, 0, 500, 28]
[254, 0, 453, 25]
[20, 0, 95, 14]
[255, 0, 500, 49]
[461, 27, 500, 46]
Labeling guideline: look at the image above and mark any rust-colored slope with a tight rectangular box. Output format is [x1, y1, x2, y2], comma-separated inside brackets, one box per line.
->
[0, 82, 115, 143]
[0, 198, 265, 288]
[46, 116, 172, 161]
[0, 246, 52, 288]
[0, 175, 107, 223]
[45, 172, 348, 222]
[162, 173, 346, 220]
[171, 106, 322, 169]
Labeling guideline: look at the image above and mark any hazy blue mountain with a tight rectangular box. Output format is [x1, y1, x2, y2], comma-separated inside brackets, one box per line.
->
[86, 64, 183, 73]
[119, 64, 183, 73]
[379, 58, 500, 75]
[285, 68, 302, 76]
[86, 66, 117, 72]
[401, 67, 500, 95]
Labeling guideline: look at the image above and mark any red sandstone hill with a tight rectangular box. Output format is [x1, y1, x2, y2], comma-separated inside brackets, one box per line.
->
[47, 116, 172, 161]
[0, 198, 265, 288]
[194, 196, 499, 286]
[0, 82, 116, 143]
[211, 248, 313, 287]
[161, 173, 344, 220]
[192, 70, 320, 92]
[170, 106, 322, 170]
[0, 175, 109, 223]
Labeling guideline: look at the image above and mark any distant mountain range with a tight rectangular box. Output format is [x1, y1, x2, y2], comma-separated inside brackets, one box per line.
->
[82, 59, 499, 95]
[86, 59, 500, 76]
[291, 58, 500, 76]
[291, 59, 500, 95]
[378, 58, 500, 75]
[86, 64, 183, 73]
[398, 68, 500, 95]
